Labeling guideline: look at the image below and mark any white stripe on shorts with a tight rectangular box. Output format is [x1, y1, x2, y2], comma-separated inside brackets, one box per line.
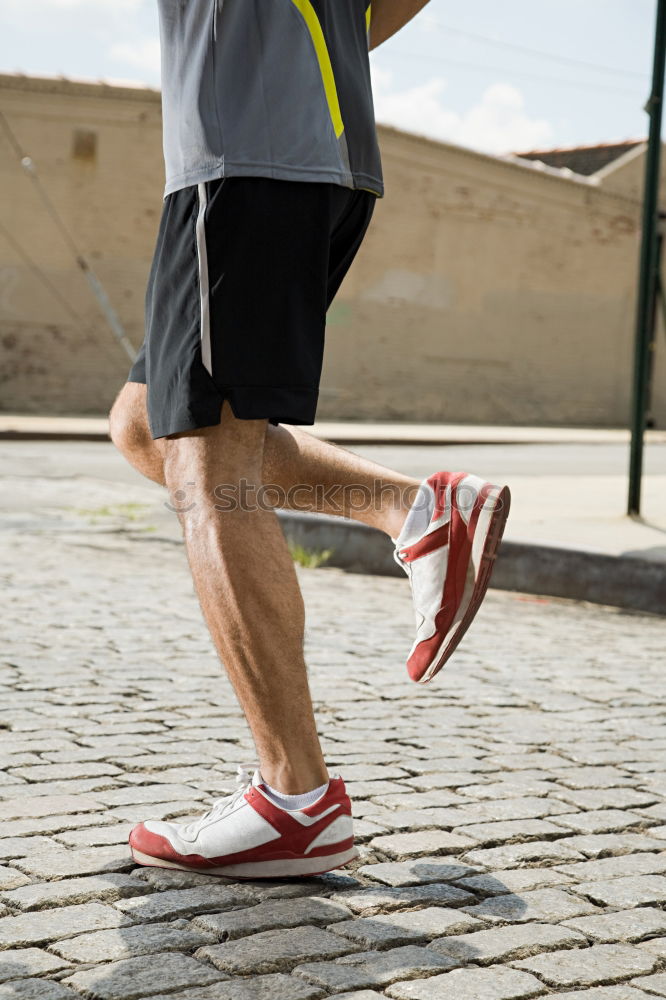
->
[195, 182, 212, 376]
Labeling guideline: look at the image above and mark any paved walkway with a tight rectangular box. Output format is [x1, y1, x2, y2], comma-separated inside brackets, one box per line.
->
[1, 451, 666, 998]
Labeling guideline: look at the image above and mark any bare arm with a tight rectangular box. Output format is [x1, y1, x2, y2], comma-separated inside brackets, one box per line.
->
[368, 0, 431, 50]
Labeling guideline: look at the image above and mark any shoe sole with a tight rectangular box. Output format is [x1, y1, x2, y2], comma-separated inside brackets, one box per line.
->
[130, 845, 359, 879]
[418, 484, 511, 683]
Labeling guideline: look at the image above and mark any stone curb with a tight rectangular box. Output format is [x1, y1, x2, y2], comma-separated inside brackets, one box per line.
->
[279, 511, 666, 617]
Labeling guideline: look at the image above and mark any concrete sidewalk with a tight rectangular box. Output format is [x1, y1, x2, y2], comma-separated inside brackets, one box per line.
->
[1, 419, 665, 613]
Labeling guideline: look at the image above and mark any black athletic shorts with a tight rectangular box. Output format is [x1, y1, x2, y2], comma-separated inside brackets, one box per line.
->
[127, 177, 376, 439]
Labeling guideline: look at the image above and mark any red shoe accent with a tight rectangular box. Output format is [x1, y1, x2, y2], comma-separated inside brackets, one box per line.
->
[129, 824, 206, 867]
[399, 521, 450, 563]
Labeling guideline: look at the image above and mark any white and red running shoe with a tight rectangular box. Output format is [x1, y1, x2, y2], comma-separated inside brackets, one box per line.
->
[394, 471, 511, 684]
[129, 767, 358, 879]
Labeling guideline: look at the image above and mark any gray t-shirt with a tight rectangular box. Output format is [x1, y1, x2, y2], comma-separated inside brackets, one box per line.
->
[157, 0, 383, 198]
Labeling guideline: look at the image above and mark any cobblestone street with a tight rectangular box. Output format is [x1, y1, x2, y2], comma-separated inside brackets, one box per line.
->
[2, 448, 666, 999]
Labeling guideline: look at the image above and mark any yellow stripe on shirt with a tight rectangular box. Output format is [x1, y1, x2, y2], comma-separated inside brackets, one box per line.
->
[290, 0, 345, 139]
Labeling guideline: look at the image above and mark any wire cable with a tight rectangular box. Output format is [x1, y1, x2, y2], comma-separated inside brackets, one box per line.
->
[422, 16, 649, 80]
[0, 110, 137, 362]
[0, 219, 122, 366]
[0, 218, 86, 327]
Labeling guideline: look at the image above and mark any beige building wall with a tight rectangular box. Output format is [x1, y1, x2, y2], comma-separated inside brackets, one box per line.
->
[0, 73, 660, 427]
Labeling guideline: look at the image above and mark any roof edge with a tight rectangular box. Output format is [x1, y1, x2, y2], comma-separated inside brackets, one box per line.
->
[0, 72, 160, 102]
[513, 139, 645, 157]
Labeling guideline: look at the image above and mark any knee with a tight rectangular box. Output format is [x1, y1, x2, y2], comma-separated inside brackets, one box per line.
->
[108, 398, 136, 456]
[109, 386, 151, 459]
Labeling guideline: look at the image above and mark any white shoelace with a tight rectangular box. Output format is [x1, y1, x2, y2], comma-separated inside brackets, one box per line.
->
[181, 764, 254, 838]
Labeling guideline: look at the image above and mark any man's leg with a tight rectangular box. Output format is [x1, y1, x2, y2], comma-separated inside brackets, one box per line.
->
[110, 382, 418, 538]
[151, 401, 328, 794]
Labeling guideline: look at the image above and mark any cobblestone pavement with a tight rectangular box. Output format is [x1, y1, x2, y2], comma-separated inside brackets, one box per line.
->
[2, 457, 666, 999]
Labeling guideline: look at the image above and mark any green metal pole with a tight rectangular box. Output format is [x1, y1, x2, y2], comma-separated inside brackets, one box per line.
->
[644, 220, 663, 423]
[628, 0, 666, 515]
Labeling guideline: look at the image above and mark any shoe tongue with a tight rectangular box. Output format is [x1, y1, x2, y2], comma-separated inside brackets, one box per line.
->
[251, 769, 264, 788]
[396, 479, 435, 549]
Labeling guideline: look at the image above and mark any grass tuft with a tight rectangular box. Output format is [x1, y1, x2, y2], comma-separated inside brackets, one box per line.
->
[288, 542, 333, 569]
[73, 502, 151, 523]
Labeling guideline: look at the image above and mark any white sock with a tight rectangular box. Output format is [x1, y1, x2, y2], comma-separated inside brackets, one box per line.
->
[260, 778, 329, 811]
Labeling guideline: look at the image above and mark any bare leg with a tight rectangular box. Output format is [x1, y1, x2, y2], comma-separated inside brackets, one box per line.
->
[153, 402, 327, 794]
[110, 383, 418, 537]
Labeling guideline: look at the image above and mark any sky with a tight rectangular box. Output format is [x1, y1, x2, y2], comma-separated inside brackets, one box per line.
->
[0, 0, 657, 156]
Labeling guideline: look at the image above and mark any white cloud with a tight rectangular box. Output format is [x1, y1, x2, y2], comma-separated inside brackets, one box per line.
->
[109, 38, 160, 76]
[454, 83, 554, 154]
[371, 67, 553, 155]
